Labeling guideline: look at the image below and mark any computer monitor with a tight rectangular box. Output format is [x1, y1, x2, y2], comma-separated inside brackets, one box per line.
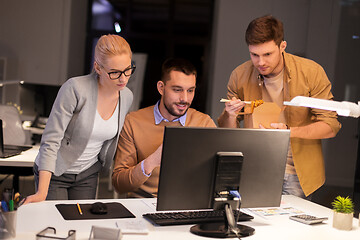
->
[157, 127, 290, 211]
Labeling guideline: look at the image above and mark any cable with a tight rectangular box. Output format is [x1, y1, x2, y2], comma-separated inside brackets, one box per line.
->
[229, 190, 241, 199]
[229, 190, 242, 224]
[225, 203, 242, 239]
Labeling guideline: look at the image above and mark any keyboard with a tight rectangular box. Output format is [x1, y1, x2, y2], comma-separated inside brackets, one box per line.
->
[143, 210, 254, 226]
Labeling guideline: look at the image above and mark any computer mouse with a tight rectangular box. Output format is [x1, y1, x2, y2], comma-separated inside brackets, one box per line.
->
[90, 202, 108, 214]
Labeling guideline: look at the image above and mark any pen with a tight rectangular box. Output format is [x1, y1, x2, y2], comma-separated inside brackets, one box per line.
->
[9, 200, 14, 211]
[2, 188, 12, 202]
[77, 203, 83, 215]
[18, 197, 26, 208]
[14, 193, 20, 204]
[1, 200, 8, 212]
[9, 189, 14, 211]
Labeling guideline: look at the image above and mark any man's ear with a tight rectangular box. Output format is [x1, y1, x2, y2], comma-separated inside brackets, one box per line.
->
[157, 80, 165, 96]
[280, 41, 287, 52]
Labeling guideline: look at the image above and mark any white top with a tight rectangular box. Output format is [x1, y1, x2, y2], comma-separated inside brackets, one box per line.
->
[65, 103, 119, 174]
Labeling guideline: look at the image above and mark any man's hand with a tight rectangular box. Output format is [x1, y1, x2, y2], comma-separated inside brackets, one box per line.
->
[218, 97, 246, 128]
[259, 122, 288, 129]
[142, 144, 163, 175]
[269, 123, 288, 129]
[224, 97, 246, 117]
[260, 122, 335, 139]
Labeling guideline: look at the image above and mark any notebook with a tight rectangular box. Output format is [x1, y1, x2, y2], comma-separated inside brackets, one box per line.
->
[0, 119, 32, 158]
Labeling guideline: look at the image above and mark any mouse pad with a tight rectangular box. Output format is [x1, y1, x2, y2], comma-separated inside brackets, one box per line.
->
[55, 202, 135, 220]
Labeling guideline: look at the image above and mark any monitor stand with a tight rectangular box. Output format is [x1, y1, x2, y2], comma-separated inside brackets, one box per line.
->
[190, 201, 255, 238]
[190, 204, 255, 238]
[190, 152, 255, 238]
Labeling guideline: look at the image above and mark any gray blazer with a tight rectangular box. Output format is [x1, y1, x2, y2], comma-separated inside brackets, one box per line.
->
[35, 73, 133, 176]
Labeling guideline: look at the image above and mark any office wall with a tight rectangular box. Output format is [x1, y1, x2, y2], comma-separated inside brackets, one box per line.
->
[208, 0, 358, 188]
[321, 2, 360, 188]
[208, 0, 311, 121]
[0, 0, 88, 86]
[0, 0, 88, 117]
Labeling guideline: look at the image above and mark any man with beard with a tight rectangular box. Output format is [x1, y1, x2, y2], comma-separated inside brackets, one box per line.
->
[218, 15, 341, 199]
[112, 58, 216, 197]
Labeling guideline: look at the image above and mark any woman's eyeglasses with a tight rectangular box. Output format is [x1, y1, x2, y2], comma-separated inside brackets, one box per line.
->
[98, 63, 136, 80]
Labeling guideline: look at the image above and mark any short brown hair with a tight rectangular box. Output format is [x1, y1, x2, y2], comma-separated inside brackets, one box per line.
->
[245, 15, 284, 46]
[161, 58, 197, 83]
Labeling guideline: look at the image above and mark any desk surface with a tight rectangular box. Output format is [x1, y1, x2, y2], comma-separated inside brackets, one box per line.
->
[14, 195, 359, 240]
[0, 145, 39, 167]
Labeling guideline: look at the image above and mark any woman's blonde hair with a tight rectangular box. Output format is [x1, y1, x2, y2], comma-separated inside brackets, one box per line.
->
[94, 34, 132, 66]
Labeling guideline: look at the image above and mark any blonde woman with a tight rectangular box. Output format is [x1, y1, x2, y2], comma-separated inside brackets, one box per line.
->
[25, 35, 134, 203]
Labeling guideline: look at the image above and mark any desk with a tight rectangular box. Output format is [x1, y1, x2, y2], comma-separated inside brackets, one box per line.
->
[0, 145, 39, 168]
[0, 145, 39, 191]
[15, 195, 359, 240]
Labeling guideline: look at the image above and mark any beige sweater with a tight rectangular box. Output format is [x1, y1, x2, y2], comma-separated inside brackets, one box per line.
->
[112, 105, 216, 197]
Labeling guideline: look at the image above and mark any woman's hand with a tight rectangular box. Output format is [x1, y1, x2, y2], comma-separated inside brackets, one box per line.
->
[22, 192, 47, 205]
[22, 170, 52, 205]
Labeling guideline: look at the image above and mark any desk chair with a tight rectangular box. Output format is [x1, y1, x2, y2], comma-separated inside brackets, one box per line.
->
[0, 104, 33, 192]
[0, 104, 29, 145]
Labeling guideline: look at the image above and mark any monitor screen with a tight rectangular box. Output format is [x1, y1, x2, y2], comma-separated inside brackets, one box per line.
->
[157, 127, 290, 211]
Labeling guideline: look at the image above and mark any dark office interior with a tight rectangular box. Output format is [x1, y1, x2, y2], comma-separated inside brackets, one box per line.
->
[0, 0, 359, 218]
[86, 0, 214, 113]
